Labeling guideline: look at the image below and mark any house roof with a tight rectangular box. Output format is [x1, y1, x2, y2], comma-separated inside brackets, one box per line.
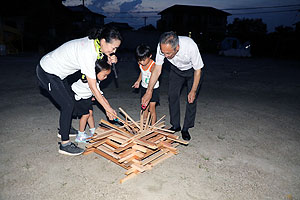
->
[158, 4, 231, 16]
[105, 22, 133, 30]
[67, 5, 105, 18]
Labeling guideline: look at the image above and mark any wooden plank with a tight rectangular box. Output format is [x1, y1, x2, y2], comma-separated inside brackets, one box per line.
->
[102, 143, 116, 151]
[132, 144, 147, 153]
[144, 112, 151, 130]
[153, 136, 167, 144]
[148, 134, 165, 143]
[167, 137, 189, 145]
[119, 107, 141, 130]
[152, 115, 166, 127]
[120, 172, 138, 183]
[135, 138, 157, 149]
[82, 148, 95, 155]
[98, 145, 120, 159]
[131, 163, 145, 172]
[93, 149, 129, 169]
[106, 110, 138, 134]
[108, 135, 126, 144]
[141, 149, 169, 166]
[91, 130, 114, 141]
[105, 140, 121, 149]
[150, 152, 174, 166]
[141, 132, 159, 140]
[154, 130, 179, 139]
[114, 143, 135, 153]
[140, 110, 144, 132]
[119, 153, 135, 163]
[100, 119, 133, 138]
[119, 149, 135, 158]
[158, 141, 178, 153]
[148, 125, 175, 133]
[125, 167, 136, 175]
[86, 138, 109, 149]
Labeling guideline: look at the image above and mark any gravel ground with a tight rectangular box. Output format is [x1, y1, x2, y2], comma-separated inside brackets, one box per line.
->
[0, 52, 299, 200]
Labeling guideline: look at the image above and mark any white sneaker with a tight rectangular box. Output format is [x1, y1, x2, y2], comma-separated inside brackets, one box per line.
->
[75, 132, 89, 143]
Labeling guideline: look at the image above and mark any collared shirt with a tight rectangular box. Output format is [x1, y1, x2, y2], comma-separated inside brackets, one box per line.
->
[155, 36, 204, 71]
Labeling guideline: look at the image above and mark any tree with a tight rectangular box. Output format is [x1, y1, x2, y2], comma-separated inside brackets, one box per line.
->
[227, 18, 267, 42]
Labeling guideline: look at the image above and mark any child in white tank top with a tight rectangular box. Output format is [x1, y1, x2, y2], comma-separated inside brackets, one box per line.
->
[132, 44, 160, 125]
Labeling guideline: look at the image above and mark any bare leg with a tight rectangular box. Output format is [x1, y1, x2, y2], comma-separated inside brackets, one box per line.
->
[79, 113, 90, 132]
[149, 102, 157, 125]
[87, 110, 95, 129]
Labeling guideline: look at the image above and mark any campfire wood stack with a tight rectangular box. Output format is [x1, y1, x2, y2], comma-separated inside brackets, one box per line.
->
[83, 107, 188, 183]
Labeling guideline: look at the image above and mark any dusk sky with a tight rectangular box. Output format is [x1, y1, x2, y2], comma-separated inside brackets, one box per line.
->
[62, 0, 300, 32]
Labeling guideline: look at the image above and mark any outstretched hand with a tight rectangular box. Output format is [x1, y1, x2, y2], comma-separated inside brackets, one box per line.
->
[141, 91, 152, 108]
[106, 108, 117, 120]
[132, 81, 140, 89]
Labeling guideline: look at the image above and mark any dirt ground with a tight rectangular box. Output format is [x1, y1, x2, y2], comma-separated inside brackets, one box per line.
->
[0, 52, 300, 200]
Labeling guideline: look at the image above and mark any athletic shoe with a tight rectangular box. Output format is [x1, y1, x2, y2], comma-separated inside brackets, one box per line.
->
[57, 126, 78, 138]
[58, 142, 84, 156]
[75, 132, 90, 143]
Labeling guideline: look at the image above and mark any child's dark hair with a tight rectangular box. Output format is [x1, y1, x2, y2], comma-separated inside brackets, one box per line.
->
[95, 55, 111, 75]
[135, 44, 152, 61]
[88, 25, 122, 43]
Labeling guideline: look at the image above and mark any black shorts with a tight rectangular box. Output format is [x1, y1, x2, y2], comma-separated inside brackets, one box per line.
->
[140, 86, 160, 103]
[73, 97, 93, 117]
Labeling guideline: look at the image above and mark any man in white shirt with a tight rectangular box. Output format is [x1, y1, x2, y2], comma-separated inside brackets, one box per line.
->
[142, 31, 204, 141]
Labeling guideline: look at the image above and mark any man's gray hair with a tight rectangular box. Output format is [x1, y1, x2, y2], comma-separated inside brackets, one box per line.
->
[159, 31, 179, 50]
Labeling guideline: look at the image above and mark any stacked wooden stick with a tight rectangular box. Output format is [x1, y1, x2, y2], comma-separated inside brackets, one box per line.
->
[83, 107, 188, 183]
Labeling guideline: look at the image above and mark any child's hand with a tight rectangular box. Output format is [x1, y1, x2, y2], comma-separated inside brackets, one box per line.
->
[132, 81, 140, 88]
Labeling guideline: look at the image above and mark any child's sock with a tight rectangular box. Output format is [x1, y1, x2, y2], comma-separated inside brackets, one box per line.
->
[78, 131, 85, 135]
[89, 128, 95, 135]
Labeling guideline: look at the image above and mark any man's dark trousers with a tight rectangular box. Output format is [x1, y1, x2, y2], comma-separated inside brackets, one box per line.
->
[168, 63, 203, 131]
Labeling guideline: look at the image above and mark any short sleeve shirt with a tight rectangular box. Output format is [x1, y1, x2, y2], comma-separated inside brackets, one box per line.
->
[71, 79, 103, 101]
[40, 37, 98, 80]
[155, 36, 204, 71]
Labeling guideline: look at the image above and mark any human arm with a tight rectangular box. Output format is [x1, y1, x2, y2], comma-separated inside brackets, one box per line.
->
[187, 69, 201, 104]
[141, 64, 162, 106]
[132, 72, 142, 88]
[86, 76, 116, 120]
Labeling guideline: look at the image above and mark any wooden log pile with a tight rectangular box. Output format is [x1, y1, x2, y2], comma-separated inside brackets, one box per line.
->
[83, 107, 188, 183]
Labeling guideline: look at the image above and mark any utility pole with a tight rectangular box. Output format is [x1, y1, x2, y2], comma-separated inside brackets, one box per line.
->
[143, 17, 148, 27]
[82, 0, 84, 7]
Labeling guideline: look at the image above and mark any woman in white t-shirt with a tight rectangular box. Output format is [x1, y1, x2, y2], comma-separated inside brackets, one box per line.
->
[36, 26, 122, 156]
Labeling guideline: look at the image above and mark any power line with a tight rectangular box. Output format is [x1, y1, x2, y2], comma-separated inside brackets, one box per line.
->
[222, 4, 300, 10]
[231, 9, 300, 15]
[100, 4, 300, 14]
[105, 16, 160, 19]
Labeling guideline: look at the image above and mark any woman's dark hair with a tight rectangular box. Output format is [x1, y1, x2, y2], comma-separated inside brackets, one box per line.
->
[95, 55, 111, 75]
[88, 25, 122, 43]
[135, 44, 152, 61]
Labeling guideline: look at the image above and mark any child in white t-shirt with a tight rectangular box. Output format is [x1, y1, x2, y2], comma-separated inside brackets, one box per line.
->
[72, 56, 111, 143]
[132, 44, 159, 125]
